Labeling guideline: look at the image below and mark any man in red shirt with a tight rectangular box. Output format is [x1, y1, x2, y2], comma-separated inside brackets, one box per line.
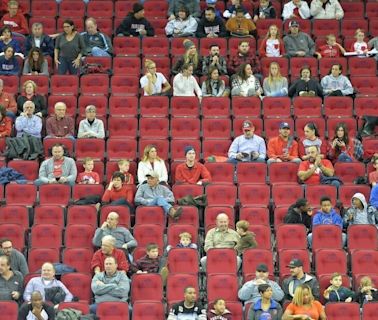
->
[91, 235, 129, 274]
[298, 145, 334, 184]
[175, 146, 212, 185]
[0, 0, 29, 35]
[0, 79, 17, 118]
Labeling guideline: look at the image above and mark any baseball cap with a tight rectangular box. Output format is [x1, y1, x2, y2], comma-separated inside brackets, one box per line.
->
[206, 0, 217, 4]
[256, 263, 268, 272]
[289, 20, 299, 28]
[279, 122, 290, 129]
[146, 170, 159, 179]
[287, 259, 303, 268]
[242, 120, 253, 131]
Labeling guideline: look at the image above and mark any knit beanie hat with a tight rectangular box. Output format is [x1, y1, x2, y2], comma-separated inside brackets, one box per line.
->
[183, 39, 195, 51]
[133, 3, 144, 13]
[184, 146, 195, 156]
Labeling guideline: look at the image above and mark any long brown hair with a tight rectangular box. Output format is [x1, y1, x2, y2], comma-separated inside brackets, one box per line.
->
[27, 47, 45, 72]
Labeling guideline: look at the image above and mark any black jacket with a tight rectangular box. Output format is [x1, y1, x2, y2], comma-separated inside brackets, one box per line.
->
[18, 302, 55, 320]
[25, 34, 54, 57]
[196, 16, 227, 38]
[284, 205, 312, 231]
[116, 13, 154, 37]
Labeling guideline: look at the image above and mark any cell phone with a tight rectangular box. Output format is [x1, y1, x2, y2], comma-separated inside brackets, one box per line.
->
[55, 177, 60, 181]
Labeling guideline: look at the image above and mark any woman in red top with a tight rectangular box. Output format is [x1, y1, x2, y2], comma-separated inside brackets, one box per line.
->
[259, 24, 285, 58]
[102, 171, 134, 211]
[0, 105, 12, 137]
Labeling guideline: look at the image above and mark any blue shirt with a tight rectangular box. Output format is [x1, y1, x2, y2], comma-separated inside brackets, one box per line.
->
[15, 114, 42, 138]
[228, 134, 266, 160]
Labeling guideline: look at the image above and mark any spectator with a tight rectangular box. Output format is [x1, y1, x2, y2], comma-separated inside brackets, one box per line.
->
[223, 0, 251, 20]
[207, 299, 232, 319]
[77, 105, 105, 139]
[228, 40, 261, 76]
[282, 259, 320, 301]
[173, 63, 202, 101]
[116, 159, 134, 185]
[307, 196, 346, 248]
[135, 170, 183, 220]
[0, 79, 17, 117]
[196, 7, 227, 38]
[282, 284, 325, 320]
[284, 198, 313, 231]
[15, 101, 42, 138]
[91, 235, 129, 274]
[175, 146, 212, 185]
[166, 231, 198, 252]
[231, 63, 263, 97]
[298, 145, 335, 185]
[172, 39, 202, 76]
[0, 0, 29, 35]
[321, 64, 353, 97]
[369, 156, 378, 187]
[201, 213, 240, 270]
[140, 59, 171, 96]
[0, 106, 12, 137]
[77, 157, 100, 184]
[298, 122, 325, 160]
[370, 185, 378, 209]
[239, 263, 284, 304]
[203, 0, 223, 19]
[137, 144, 168, 185]
[283, 21, 315, 58]
[116, 3, 154, 37]
[0, 26, 21, 54]
[316, 34, 346, 58]
[344, 192, 378, 227]
[45, 102, 75, 139]
[168, 1, 200, 21]
[202, 44, 227, 76]
[368, 35, 378, 62]
[267, 122, 300, 164]
[129, 243, 165, 274]
[201, 66, 229, 97]
[17, 80, 47, 117]
[25, 22, 54, 57]
[356, 276, 378, 306]
[282, 0, 310, 20]
[82, 17, 113, 57]
[351, 28, 368, 56]
[259, 25, 285, 58]
[235, 220, 257, 255]
[167, 286, 206, 319]
[90, 256, 129, 314]
[228, 119, 266, 163]
[34, 143, 77, 186]
[0, 255, 23, 303]
[263, 62, 288, 97]
[249, 284, 283, 320]
[310, 0, 344, 20]
[288, 67, 323, 98]
[323, 272, 354, 303]
[253, 0, 276, 22]
[23, 262, 73, 304]
[18, 291, 55, 320]
[0, 45, 19, 75]
[165, 6, 198, 38]
[226, 8, 257, 38]
[102, 172, 134, 210]
[22, 47, 49, 76]
[54, 19, 85, 75]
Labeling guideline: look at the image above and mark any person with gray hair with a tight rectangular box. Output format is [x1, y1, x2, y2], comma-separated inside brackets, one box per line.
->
[46, 102, 75, 139]
[15, 101, 42, 137]
[77, 105, 105, 138]
[81, 17, 113, 57]
[25, 22, 54, 57]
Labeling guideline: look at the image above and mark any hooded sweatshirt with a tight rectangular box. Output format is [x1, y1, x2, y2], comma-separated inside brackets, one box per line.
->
[116, 13, 155, 37]
[312, 208, 343, 228]
[196, 16, 228, 38]
[320, 74, 354, 96]
[344, 192, 378, 227]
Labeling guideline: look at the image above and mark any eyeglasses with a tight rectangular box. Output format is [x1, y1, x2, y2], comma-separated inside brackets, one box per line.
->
[2, 246, 12, 250]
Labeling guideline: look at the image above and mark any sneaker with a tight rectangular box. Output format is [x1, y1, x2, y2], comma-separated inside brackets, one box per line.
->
[169, 206, 183, 220]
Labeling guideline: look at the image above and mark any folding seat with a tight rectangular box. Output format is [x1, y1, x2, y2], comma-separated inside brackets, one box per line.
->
[323, 96, 353, 118]
[312, 225, 343, 251]
[72, 184, 104, 203]
[315, 248, 347, 276]
[341, 1, 364, 19]
[269, 161, 300, 184]
[113, 36, 140, 56]
[151, 18, 168, 35]
[278, 249, 311, 277]
[341, 19, 368, 38]
[231, 97, 261, 118]
[61, 273, 92, 302]
[206, 184, 237, 207]
[363, 138, 378, 161]
[204, 162, 234, 184]
[202, 97, 230, 118]
[135, 206, 165, 226]
[108, 96, 137, 116]
[30, 224, 62, 249]
[172, 181, 203, 198]
[142, 37, 170, 57]
[7, 160, 39, 181]
[47, 95, 77, 116]
[75, 138, 105, 161]
[249, 225, 271, 250]
[20, 75, 49, 96]
[312, 19, 340, 39]
[260, 57, 289, 78]
[170, 96, 200, 117]
[43, 138, 75, 157]
[133, 224, 164, 249]
[344, 37, 368, 54]
[273, 205, 289, 228]
[167, 206, 199, 228]
[87, 0, 114, 18]
[369, 19, 378, 37]
[204, 206, 235, 231]
[347, 224, 378, 252]
[349, 58, 377, 77]
[334, 162, 366, 184]
[290, 57, 318, 77]
[295, 117, 326, 139]
[0, 75, 18, 94]
[0, 224, 24, 250]
[207, 274, 238, 302]
[351, 249, 378, 276]
[236, 162, 267, 185]
[77, 94, 108, 116]
[325, 302, 360, 320]
[199, 38, 227, 56]
[242, 249, 274, 280]
[264, 118, 294, 140]
[29, 17, 56, 34]
[63, 248, 93, 274]
[65, 224, 95, 248]
[131, 273, 163, 303]
[0, 302, 18, 320]
[263, 97, 291, 118]
[170, 118, 200, 140]
[59, 0, 85, 17]
[28, 248, 60, 273]
[31, 1, 58, 17]
[143, 0, 168, 18]
[0, 205, 29, 229]
[146, 56, 170, 76]
[272, 184, 303, 207]
[363, 302, 378, 320]
[138, 139, 169, 160]
[34, 205, 64, 228]
[110, 76, 140, 96]
[80, 74, 109, 96]
[66, 205, 97, 227]
[256, 19, 283, 38]
[276, 224, 307, 251]
[306, 185, 337, 207]
[318, 57, 347, 78]
[202, 139, 232, 159]
[58, 302, 89, 315]
[206, 248, 238, 274]
[239, 206, 270, 226]
[50, 75, 79, 96]
[167, 248, 199, 276]
[283, 18, 311, 35]
[132, 301, 163, 320]
[354, 97, 378, 119]
[5, 183, 37, 206]
[38, 184, 71, 206]
[239, 184, 270, 207]
[140, 96, 169, 117]
[107, 138, 137, 161]
[170, 37, 199, 56]
[107, 117, 138, 138]
[338, 184, 371, 207]
[91, 18, 112, 36]
[167, 224, 198, 247]
[166, 274, 198, 306]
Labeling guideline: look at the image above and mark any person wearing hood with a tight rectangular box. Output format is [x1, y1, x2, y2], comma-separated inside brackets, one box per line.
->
[196, 7, 227, 38]
[116, 3, 154, 37]
[249, 284, 283, 320]
[321, 64, 353, 97]
[207, 298, 232, 320]
[344, 192, 378, 227]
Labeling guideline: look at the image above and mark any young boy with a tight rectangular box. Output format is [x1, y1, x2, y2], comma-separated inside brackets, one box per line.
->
[323, 272, 354, 302]
[117, 159, 134, 185]
[369, 156, 378, 187]
[77, 157, 100, 184]
[316, 34, 346, 58]
[166, 231, 198, 252]
[130, 243, 163, 274]
[344, 192, 378, 227]
[207, 298, 232, 320]
[235, 220, 257, 255]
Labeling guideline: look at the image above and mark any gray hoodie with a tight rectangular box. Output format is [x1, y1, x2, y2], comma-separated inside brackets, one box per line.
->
[283, 32, 315, 58]
[91, 271, 130, 303]
[344, 192, 378, 227]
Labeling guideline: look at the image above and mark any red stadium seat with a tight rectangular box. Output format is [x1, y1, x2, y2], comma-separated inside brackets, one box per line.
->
[352, 76, 378, 95]
[207, 274, 238, 302]
[0, 224, 25, 251]
[319, 57, 347, 77]
[135, 206, 165, 226]
[149, 18, 167, 36]
[325, 302, 360, 320]
[50, 75, 79, 96]
[170, 96, 200, 117]
[20, 75, 49, 96]
[312, 225, 343, 250]
[170, 118, 201, 140]
[0, 205, 29, 229]
[142, 37, 170, 57]
[80, 74, 109, 96]
[138, 139, 169, 160]
[113, 56, 141, 76]
[274, 206, 290, 229]
[28, 248, 60, 273]
[31, 1, 58, 17]
[113, 36, 140, 56]
[167, 206, 199, 228]
[139, 96, 169, 117]
[167, 224, 198, 247]
[283, 18, 311, 35]
[138, 117, 169, 138]
[263, 97, 291, 118]
[111, 76, 139, 96]
[306, 185, 337, 207]
[362, 302, 378, 320]
[59, 0, 85, 17]
[0, 302, 18, 320]
[167, 248, 199, 275]
[0, 75, 19, 94]
[202, 139, 232, 159]
[278, 249, 311, 277]
[237, 162, 267, 184]
[170, 37, 199, 56]
[295, 117, 326, 139]
[323, 96, 354, 118]
[131, 273, 163, 302]
[77, 95, 108, 116]
[34, 205, 64, 228]
[354, 97, 378, 119]
[239, 206, 270, 226]
[260, 57, 289, 78]
[239, 184, 270, 207]
[38, 184, 71, 206]
[43, 138, 74, 157]
[264, 118, 294, 139]
[199, 38, 227, 56]
[312, 19, 340, 38]
[108, 96, 138, 116]
[5, 183, 37, 206]
[133, 224, 164, 249]
[228, 37, 256, 56]
[334, 162, 366, 184]
[58, 302, 90, 315]
[341, 19, 368, 38]
[29, 17, 56, 34]
[204, 162, 234, 184]
[7, 160, 39, 181]
[30, 224, 62, 249]
[349, 58, 377, 77]
[108, 117, 138, 138]
[338, 184, 371, 207]
[347, 225, 378, 252]
[327, 117, 357, 139]
[256, 19, 283, 38]
[276, 224, 307, 251]
[249, 225, 271, 250]
[72, 184, 104, 202]
[206, 184, 237, 207]
[47, 95, 77, 116]
[341, 1, 364, 19]
[290, 57, 318, 77]
[99, 205, 131, 229]
[92, 18, 113, 36]
[269, 162, 300, 184]
[202, 97, 230, 118]
[63, 248, 93, 274]
[206, 248, 238, 275]
[66, 205, 97, 227]
[132, 301, 163, 320]
[272, 184, 303, 207]
[87, 0, 114, 18]
[315, 248, 347, 276]
[204, 206, 235, 232]
[351, 249, 378, 276]
[61, 273, 92, 302]
[107, 138, 137, 161]
[232, 97, 261, 118]
[242, 249, 274, 280]
[166, 274, 199, 306]
[65, 224, 95, 248]
[75, 139, 105, 161]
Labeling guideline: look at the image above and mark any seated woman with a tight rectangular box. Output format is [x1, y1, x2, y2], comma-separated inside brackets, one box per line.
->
[320, 63, 353, 97]
[173, 63, 202, 101]
[201, 66, 229, 97]
[263, 61, 288, 97]
[249, 284, 283, 320]
[0, 26, 22, 55]
[259, 24, 285, 58]
[231, 63, 263, 97]
[77, 105, 105, 139]
[17, 80, 47, 117]
[165, 6, 198, 38]
[0, 45, 20, 75]
[22, 47, 48, 76]
[0, 105, 12, 138]
[172, 39, 202, 76]
[299, 122, 326, 160]
[137, 144, 168, 186]
[140, 59, 171, 96]
[288, 67, 323, 98]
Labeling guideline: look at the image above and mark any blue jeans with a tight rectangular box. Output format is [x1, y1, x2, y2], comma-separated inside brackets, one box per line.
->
[57, 56, 79, 75]
[6, 111, 16, 120]
[146, 196, 172, 215]
[338, 152, 353, 162]
[91, 47, 111, 57]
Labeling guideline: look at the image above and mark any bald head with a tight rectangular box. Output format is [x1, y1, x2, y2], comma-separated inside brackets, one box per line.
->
[106, 212, 119, 229]
[216, 213, 229, 231]
[54, 102, 67, 119]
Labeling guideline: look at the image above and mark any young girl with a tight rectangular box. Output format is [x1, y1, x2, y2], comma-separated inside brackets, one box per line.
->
[0, 26, 21, 55]
[263, 61, 288, 97]
[201, 66, 229, 97]
[0, 45, 19, 75]
[259, 24, 285, 58]
[356, 276, 378, 306]
[351, 29, 368, 56]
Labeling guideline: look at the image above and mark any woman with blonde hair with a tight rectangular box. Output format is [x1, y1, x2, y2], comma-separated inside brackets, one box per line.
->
[137, 144, 168, 185]
[263, 61, 288, 97]
[259, 24, 285, 58]
[16, 80, 46, 117]
[172, 39, 202, 76]
[282, 284, 326, 320]
[140, 59, 171, 96]
[22, 47, 48, 76]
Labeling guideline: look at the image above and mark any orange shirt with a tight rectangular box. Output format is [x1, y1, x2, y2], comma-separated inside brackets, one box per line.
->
[286, 301, 324, 320]
[267, 136, 299, 160]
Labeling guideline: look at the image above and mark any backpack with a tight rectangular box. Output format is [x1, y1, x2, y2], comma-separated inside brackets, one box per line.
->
[56, 308, 82, 320]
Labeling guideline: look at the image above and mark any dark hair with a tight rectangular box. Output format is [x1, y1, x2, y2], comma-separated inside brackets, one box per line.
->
[177, 6, 189, 18]
[63, 19, 75, 31]
[204, 66, 222, 95]
[209, 44, 219, 50]
[332, 122, 349, 147]
[181, 62, 193, 72]
[111, 171, 126, 183]
[0, 26, 12, 36]
[205, 7, 215, 13]
[300, 66, 311, 77]
[236, 63, 252, 81]
[305, 122, 320, 138]
[258, 284, 271, 294]
[235, 7, 245, 15]
[294, 198, 308, 208]
[146, 243, 159, 252]
[3, 45, 15, 57]
[320, 196, 332, 204]
[329, 63, 342, 75]
[27, 47, 45, 72]
[0, 105, 6, 119]
[184, 286, 195, 293]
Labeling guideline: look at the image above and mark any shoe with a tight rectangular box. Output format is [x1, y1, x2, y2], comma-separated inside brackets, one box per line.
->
[169, 206, 183, 220]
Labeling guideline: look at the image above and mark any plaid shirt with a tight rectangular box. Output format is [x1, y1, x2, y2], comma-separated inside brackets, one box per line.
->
[130, 255, 161, 274]
[228, 52, 260, 75]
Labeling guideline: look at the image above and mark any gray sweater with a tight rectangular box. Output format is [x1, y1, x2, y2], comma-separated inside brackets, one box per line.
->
[91, 271, 130, 303]
[92, 226, 137, 249]
[0, 249, 29, 276]
[283, 32, 315, 58]
[0, 270, 23, 302]
[38, 156, 77, 184]
[135, 184, 175, 205]
[55, 32, 85, 61]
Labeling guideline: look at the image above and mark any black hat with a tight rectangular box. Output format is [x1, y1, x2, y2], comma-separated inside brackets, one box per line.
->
[287, 259, 303, 268]
[133, 3, 144, 13]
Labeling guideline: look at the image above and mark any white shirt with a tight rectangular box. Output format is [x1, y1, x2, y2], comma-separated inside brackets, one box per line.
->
[282, 1, 310, 20]
[137, 159, 168, 184]
[266, 39, 281, 57]
[140, 72, 168, 96]
[173, 73, 202, 98]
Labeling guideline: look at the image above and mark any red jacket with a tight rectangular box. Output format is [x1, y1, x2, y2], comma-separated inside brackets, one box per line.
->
[90, 248, 129, 272]
[0, 91, 17, 114]
[0, 117, 12, 137]
[258, 38, 285, 58]
[267, 136, 298, 160]
[175, 162, 212, 184]
[102, 184, 134, 204]
[1, 12, 29, 34]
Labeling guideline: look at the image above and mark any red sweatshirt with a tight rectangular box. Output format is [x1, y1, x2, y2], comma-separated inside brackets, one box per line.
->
[1, 12, 29, 34]
[175, 162, 212, 184]
[102, 185, 134, 204]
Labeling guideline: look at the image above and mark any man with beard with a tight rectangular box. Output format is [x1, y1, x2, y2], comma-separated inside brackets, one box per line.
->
[167, 286, 206, 319]
[196, 7, 227, 38]
[284, 198, 313, 231]
[202, 44, 227, 75]
[228, 40, 261, 76]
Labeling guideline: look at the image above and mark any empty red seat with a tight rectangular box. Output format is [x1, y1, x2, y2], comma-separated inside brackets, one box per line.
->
[7, 160, 39, 180]
[5, 183, 37, 206]
[263, 97, 291, 118]
[0, 224, 25, 251]
[72, 184, 104, 202]
[170, 96, 200, 117]
[206, 184, 237, 207]
[50, 75, 79, 96]
[65, 224, 96, 248]
[334, 162, 366, 184]
[39, 184, 71, 206]
[31, 1, 58, 17]
[237, 162, 267, 184]
[202, 139, 231, 159]
[239, 206, 270, 226]
[202, 97, 230, 118]
[306, 185, 337, 207]
[341, 1, 364, 19]
[315, 248, 347, 276]
[325, 302, 360, 320]
[170, 118, 200, 140]
[292, 96, 322, 118]
[0, 75, 19, 94]
[312, 225, 343, 250]
[351, 249, 378, 276]
[276, 224, 307, 251]
[142, 37, 169, 57]
[272, 184, 303, 207]
[323, 96, 354, 117]
[312, 19, 340, 38]
[107, 138, 137, 161]
[0, 205, 29, 229]
[239, 184, 270, 207]
[66, 205, 97, 227]
[28, 248, 60, 273]
[108, 117, 138, 138]
[108, 96, 138, 116]
[133, 224, 164, 249]
[75, 138, 105, 161]
[30, 224, 62, 249]
[63, 248, 93, 274]
[207, 274, 238, 302]
[249, 225, 271, 250]
[132, 301, 163, 320]
[167, 248, 199, 275]
[135, 206, 165, 226]
[206, 248, 238, 274]
[269, 162, 299, 184]
[113, 36, 140, 56]
[111, 76, 139, 95]
[59, 0, 85, 17]
[80, 74, 109, 95]
[204, 162, 234, 184]
[347, 224, 378, 252]
[131, 273, 163, 303]
[0, 302, 18, 320]
[349, 58, 377, 77]
[354, 97, 378, 118]
[61, 273, 92, 302]
[232, 97, 261, 118]
[362, 301, 378, 320]
[87, 0, 114, 18]
[34, 205, 64, 227]
[140, 96, 169, 117]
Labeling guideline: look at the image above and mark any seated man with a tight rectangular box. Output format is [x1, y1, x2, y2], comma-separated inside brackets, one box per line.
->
[116, 3, 154, 37]
[196, 7, 227, 38]
[283, 20, 315, 58]
[168, 286, 206, 319]
[34, 143, 77, 186]
[0, 238, 29, 276]
[0, 78, 17, 118]
[135, 170, 183, 220]
[202, 44, 228, 76]
[25, 22, 54, 57]
[228, 120, 266, 163]
[284, 198, 313, 232]
[15, 101, 42, 138]
[228, 40, 260, 76]
[18, 291, 55, 320]
[226, 8, 257, 38]
[46, 102, 75, 140]
[0, 0, 29, 35]
[81, 17, 113, 57]
[0, 255, 23, 303]
[77, 105, 105, 139]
